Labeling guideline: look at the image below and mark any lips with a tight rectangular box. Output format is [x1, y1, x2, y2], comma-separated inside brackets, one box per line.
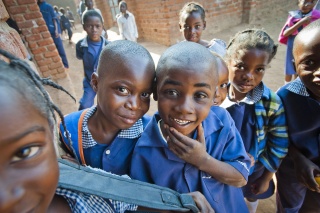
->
[174, 118, 191, 125]
[119, 114, 139, 125]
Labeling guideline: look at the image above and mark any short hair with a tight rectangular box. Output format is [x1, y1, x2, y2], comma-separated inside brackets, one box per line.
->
[82, 9, 103, 24]
[156, 41, 218, 83]
[211, 51, 228, 74]
[226, 29, 278, 63]
[59, 7, 65, 14]
[97, 40, 155, 77]
[293, 19, 320, 54]
[179, 2, 205, 23]
[119, 1, 127, 7]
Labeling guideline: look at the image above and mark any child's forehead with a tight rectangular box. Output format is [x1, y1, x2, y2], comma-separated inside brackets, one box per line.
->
[294, 28, 320, 53]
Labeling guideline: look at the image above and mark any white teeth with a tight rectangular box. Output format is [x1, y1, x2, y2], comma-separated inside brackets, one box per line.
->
[174, 119, 190, 125]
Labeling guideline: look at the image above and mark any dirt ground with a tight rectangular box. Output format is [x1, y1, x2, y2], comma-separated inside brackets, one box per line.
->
[47, 5, 293, 212]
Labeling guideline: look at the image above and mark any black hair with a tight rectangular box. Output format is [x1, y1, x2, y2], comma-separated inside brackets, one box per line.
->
[82, 9, 103, 24]
[59, 7, 65, 14]
[179, 2, 205, 23]
[0, 49, 79, 163]
[119, 1, 127, 7]
[226, 29, 278, 63]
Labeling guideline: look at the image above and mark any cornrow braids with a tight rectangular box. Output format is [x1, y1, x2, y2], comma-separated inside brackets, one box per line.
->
[226, 29, 278, 63]
[179, 2, 206, 23]
[0, 49, 79, 165]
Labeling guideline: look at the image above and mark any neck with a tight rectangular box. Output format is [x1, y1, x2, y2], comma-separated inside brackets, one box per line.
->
[228, 85, 247, 102]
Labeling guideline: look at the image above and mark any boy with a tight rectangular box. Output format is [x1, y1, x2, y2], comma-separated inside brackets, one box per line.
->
[130, 41, 251, 213]
[276, 19, 320, 213]
[116, 1, 138, 42]
[59, 40, 155, 175]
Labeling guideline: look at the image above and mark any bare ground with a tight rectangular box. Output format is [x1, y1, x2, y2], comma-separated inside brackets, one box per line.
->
[47, 6, 292, 212]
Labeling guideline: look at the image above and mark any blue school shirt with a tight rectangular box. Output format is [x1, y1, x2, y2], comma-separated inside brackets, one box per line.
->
[130, 108, 250, 213]
[277, 78, 320, 165]
[38, 1, 57, 36]
[60, 106, 151, 175]
[76, 36, 109, 82]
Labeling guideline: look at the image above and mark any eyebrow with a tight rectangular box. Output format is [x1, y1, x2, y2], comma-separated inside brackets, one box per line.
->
[2, 126, 46, 145]
[163, 79, 211, 89]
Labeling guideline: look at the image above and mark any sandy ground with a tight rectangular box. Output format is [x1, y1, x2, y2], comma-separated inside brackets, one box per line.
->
[47, 5, 293, 212]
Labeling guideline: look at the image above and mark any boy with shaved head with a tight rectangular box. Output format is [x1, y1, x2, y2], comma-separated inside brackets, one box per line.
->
[130, 41, 251, 213]
[276, 19, 320, 213]
[59, 40, 155, 176]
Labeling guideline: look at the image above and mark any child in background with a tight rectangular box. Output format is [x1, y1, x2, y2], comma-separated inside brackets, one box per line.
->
[60, 7, 73, 43]
[60, 40, 155, 176]
[179, 2, 226, 57]
[276, 19, 320, 213]
[222, 29, 289, 213]
[212, 52, 229, 106]
[131, 41, 251, 213]
[76, 10, 109, 110]
[279, 0, 320, 84]
[116, 1, 139, 42]
[66, 6, 75, 29]
[0, 49, 213, 213]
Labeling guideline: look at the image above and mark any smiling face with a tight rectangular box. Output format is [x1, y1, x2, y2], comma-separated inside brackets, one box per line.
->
[227, 48, 270, 101]
[293, 27, 320, 101]
[213, 59, 229, 106]
[156, 62, 217, 137]
[179, 11, 206, 44]
[298, 0, 315, 14]
[0, 88, 58, 213]
[92, 56, 154, 132]
[83, 16, 103, 42]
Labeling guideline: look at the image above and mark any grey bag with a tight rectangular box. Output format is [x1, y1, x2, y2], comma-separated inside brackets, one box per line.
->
[58, 159, 199, 212]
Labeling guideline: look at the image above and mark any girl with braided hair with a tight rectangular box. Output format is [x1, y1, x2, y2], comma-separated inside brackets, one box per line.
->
[221, 29, 289, 213]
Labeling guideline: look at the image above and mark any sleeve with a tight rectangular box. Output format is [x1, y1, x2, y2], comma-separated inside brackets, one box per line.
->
[218, 112, 251, 180]
[76, 40, 83, 60]
[48, 4, 57, 21]
[258, 93, 289, 173]
[117, 17, 125, 40]
[278, 15, 292, 45]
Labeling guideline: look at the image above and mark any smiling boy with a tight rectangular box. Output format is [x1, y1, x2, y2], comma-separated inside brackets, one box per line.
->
[130, 41, 251, 213]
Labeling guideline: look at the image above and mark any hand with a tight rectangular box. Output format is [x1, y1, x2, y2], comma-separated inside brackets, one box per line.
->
[164, 123, 208, 168]
[61, 153, 79, 164]
[247, 152, 255, 167]
[250, 178, 270, 195]
[188, 191, 215, 213]
[55, 30, 60, 38]
[300, 16, 311, 25]
[293, 155, 320, 193]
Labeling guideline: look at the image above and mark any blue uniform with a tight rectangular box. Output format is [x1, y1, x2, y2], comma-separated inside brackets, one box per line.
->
[76, 37, 109, 110]
[38, 1, 69, 68]
[276, 78, 320, 212]
[59, 106, 151, 175]
[131, 107, 250, 213]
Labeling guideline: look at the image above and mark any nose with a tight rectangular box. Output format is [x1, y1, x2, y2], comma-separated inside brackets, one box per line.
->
[0, 176, 24, 212]
[175, 96, 194, 114]
[244, 71, 254, 81]
[125, 95, 140, 111]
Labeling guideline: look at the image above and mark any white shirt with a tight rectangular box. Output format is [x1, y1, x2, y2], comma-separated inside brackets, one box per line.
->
[116, 11, 138, 42]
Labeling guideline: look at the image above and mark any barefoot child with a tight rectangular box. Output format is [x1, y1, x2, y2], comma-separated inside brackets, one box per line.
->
[222, 29, 289, 213]
[279, 0, 320, 84]
[77, 10, 109, 110]
[130, 41, 251, 212]
[0, 49, 214, 213]
[60, 40, 155, 175]
[179, 2, 226, 57]
[276, 19, 320, 213]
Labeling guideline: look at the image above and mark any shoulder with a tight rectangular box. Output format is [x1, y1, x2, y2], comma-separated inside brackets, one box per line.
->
[203, 107, 233, 136]
[262, 84, 282, 104]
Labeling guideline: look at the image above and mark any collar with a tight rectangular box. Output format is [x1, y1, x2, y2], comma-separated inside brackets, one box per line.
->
[286, 77, 309, 97]
[80, 36, 107, 48]
[289, 9, 313, 19]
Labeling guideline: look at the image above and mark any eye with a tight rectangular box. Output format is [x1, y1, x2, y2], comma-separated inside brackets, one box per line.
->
[166, 90, 178, 97]
[220, 83, 228, 89]
[305, 60, 315, 66]
[256, 67, 265, 73]
[184, 25, 190, 31]
[194, 92, 208, 99]
[141, 92, 151, 99]
[118, 87, 129, 95]
[236, 64, 245, 70]
[195, 25, 202, 30]
[11, 146, 41, 163]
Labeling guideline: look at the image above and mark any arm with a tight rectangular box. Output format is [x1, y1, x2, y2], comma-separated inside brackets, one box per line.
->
[283, 16, 311, 37]
[289, 145, 320, 193]
[164, 123, 247, 187]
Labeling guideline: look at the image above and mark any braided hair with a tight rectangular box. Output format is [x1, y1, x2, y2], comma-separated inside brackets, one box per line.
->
[0, 49, 78, 162]
[226, 29, 278, 63]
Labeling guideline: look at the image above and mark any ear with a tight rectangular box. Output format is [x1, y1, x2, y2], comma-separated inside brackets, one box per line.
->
[203, 20, 206, 30]
[179, 23, 183, 32]
[292, 59, 297, 73]
[91, 72, 99, 92]
[152, 77, 158, 101]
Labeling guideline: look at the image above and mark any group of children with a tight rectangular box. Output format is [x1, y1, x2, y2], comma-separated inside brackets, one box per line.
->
[1, 1, 319, 213]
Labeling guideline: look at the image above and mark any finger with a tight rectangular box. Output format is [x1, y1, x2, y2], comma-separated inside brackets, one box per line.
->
[167, 125, 195, 147]
[197, 123, 205, 144]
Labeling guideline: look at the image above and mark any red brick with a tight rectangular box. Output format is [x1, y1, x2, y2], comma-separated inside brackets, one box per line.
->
[47, 44, 56, 51]
[32, 46, 46, 54]
[13, 14, 24, 22]
[36, 19, 46, 26]
[3, 0, 17, 6]
[28, 4, 39, 11]
[37, 59, 52, 66]
[39, 65, 49, 72]
[37, 38, 52, 47]
[42, 31, 51, 39]
[19, 20, 33, 29]
[52, 56, 61, 62]
[49, 62, 63, 70]
[57, 67, 65, 73]
[25, 34, 41, 42]
[34, 54, 43, 61]
[44, 51, 58, 58]
[17, 0, 37, 5]
[10, 5, 27, 15]
[24, 12, 42, 20]
[28, 41, 37, 49]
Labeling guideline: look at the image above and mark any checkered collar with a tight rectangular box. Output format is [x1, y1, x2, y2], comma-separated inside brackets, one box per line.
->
[82, 106, 144, 149]
[286, 77, 309, 97]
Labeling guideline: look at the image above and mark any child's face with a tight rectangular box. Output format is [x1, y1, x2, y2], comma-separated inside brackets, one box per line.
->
[0, 89, 58, 213]
[85, 0, 93, 9]
[156, 63, 216, 137]
[228, 49, 269, 96]
[92, 57, 154, 131]
[213, 63, 229, 106]
[120, 3, 127, 13]
[298, 0, 315, 14]
[83, 16, 103, 42]
[294, 28, 320, 101]
[179, 12, 206, 44]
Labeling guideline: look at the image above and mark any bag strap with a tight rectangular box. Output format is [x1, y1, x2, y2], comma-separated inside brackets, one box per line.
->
[58, 159, 199, 213]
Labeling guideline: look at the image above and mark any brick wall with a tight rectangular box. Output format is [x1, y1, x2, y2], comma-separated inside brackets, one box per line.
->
[4, 0, 67, 79]
[96, 0, 295, 46]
